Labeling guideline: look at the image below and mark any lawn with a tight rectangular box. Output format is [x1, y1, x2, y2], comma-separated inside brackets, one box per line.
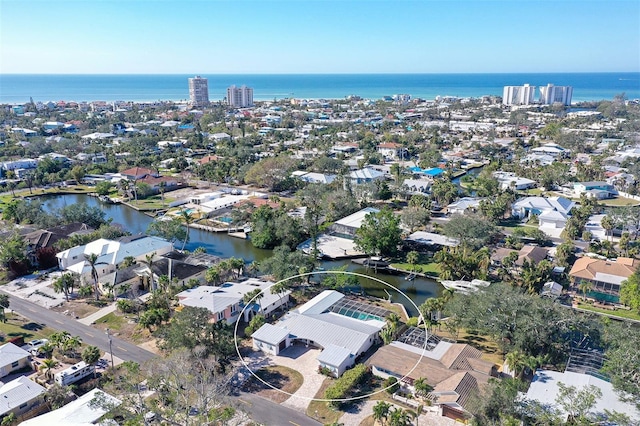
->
[93, 312, 127, 331]
[93, 312, 153, 344]
[242, 365, 304, 403]
[0, 312, 57, 344]
[126, 195, 176, 211]
[574, 301, 640, 322]
[600, 197, 640, 207]
[390, 262, 440, 277]
[307, 377, 342, 425]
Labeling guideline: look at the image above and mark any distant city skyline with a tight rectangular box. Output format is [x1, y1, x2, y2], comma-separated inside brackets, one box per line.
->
[1, 0, 639, 75]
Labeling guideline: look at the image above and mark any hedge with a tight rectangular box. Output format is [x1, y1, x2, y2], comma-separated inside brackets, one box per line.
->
[324, 363, 368, 406]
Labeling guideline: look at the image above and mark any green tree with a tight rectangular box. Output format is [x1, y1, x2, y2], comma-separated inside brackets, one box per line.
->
[0, 294, 9, 323]
[146, 217, 187, 245]
[555, 382, 602, 424]
[602, 322, 640, 408]
[441, 214, 497, 249]
[95, 180, 114, 196]
[354, 208, 402, 257]
[620, 270, 640, 313]
[406, 251, 419, 272]
[53, 273, 76, 302]
[40, 358, 59, 381]
[373, 401, 391, 426]
[400, 206, 430, 232]
[179, 209, 195, 251]
[259, 245, 315, 282]
[84, 253, 102, 301]
[244, 314, 265, 336]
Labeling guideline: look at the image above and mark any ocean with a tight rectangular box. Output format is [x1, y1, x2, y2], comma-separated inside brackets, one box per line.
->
[0, 73, 639, 104]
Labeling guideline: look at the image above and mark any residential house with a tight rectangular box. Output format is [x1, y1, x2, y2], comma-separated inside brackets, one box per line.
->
[19, 388, 121, 426]
[569, 257, 640, 303]
[530, 143, 568, 158]
[0, 343, 31, 379]
[290, 171, 337, 185]
[493, 171, 537, 190]
[511, 196, 574, 219]
[446, 197, 481, 215]
[56, 235, 173, 284]
[349, 167, 385, 185]
[120, 167, 158, 181]
[367, 327, 496, 414]
[176, 278, 289, 324]
[402, 178, 431, 195]
[525, 370, 639, 424]
[330, 207, 379, 237]
[538, 209, 569, 238]
[0, 376, 45, 419]
[23, 223, 93, 267]
[377, 143, 408, 161]
[573, 181, 616, 199]
[515, 245, 549, 267]
[252, 290, 386, 377]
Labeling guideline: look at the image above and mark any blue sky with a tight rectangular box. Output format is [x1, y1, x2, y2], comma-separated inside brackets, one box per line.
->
[1, 0, 639, 74]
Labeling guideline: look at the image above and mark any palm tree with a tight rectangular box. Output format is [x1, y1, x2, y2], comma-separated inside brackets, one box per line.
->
[40, 358, 59, 381]
[578, 280, 594, 301]
[388, 407, 411, 426]
[406, 251, 419, 273]
[270, 282, 289, 310]
[158, 181, 167, 207]
[141, 252, 156, 291]
[63, 335, 83, 358]
[84, 253, 102, 301]
[601, 215, 614, 242]
[229, 257, 245, 278]
[407, 404, 424, 426]
[505, 350, 527, 378]
[119, 179, 130, 198]
[243, 288, 264, 316]
[373, 401, 391, 426]
[49, 331, 71, 352]
[205, 266, 221, 285]
[413, 378, 433, 399]
[179, 209, 194, 251]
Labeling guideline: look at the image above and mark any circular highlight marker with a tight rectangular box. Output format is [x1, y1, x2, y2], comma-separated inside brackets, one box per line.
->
[233, 271, 428, 404]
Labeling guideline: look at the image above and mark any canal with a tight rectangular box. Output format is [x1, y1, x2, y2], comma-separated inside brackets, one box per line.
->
[42, 194, 442, 315]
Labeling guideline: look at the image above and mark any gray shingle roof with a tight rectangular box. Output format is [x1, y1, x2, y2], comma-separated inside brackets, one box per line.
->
[0, 343, 30, 368]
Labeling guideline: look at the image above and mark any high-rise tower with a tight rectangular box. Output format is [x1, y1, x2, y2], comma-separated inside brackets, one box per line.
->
[188, 76, 209, 107]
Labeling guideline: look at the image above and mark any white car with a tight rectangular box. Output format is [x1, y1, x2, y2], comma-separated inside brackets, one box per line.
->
[26, 339, 49, 355]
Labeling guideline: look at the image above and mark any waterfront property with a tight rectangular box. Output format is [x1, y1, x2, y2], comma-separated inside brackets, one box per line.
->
[569, 256, 640, 303]
[176, 278, 289, 324]
[56, 235, 173, 283]
[251, 290, 387, 377]
[511, 196, 574, 219]
[367, 327, 497, 414]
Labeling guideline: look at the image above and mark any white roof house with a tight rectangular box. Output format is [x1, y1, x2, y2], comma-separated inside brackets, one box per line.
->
[0, 376, 45, 417]
[176, 278, 289, 324]
[493, 171, 537, 190]
[290, 171, 336, 185]
[331, 207, 380, 236]
[19, 388, 120, 426]
[531, 143, 568, 157]
[56, 235, 173, 281]
[349, 167, 385, 184]
[447, 197, 481, 215]
[406, 231, 459, 248]
[0, 343, 31, 379]
[252, 290, 386, 377]
[512, 196, 574, 219]
[525, 370, 640, 423]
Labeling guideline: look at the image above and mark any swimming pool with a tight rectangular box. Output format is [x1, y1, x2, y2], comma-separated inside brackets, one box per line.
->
[218, 216, 233, 223]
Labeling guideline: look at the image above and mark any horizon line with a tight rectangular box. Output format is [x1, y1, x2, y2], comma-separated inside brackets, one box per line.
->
[2, 71, 639, 76]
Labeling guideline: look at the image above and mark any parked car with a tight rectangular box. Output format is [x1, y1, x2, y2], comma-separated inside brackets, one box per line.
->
[26, 339, 49, 355]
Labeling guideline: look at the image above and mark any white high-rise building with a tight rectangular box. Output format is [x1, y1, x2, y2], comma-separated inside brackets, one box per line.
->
[188, 76, 209, 107]
[502, 84, 537, 106]
[539, 84, 573, 106]
[227, 85, 254, 108]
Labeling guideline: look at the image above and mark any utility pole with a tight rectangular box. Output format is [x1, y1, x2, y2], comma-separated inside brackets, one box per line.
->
[106, 328, 114, 369]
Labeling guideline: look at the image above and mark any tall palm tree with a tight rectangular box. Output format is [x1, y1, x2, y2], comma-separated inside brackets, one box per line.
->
[179, 209, 194, 251]
[270, 282, 289, 310]
[141, 252, 156, 291]
[84, 253, 103, 301]
[205, 266, 221, 285]
[505, 350, 527, 378]
[158, 181, 167, 207]
[63, 335, 83, 358]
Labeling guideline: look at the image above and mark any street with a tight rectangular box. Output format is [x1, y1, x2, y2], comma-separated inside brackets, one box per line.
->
[2, 292, 157, 365]
[233, 392, 321, 426]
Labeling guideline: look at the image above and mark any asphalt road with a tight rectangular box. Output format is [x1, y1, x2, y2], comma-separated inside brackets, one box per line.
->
[2, 292, 157, 365]
[234, 392, 321, 426]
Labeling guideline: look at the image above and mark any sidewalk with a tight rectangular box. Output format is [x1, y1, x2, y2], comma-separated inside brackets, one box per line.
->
[77, 293, 152, 325]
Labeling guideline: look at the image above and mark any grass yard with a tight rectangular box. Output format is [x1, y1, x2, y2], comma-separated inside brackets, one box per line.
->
[241, 366, 304, 404]
[93, 312, 153, 344]
[390, 262, 441, 277]
[600, 197, 640, 207]
[307, 377, 342, 425]
[126, 196, 175, 211]
[0, 312, 57, 344]
[574, 301, 640, 321]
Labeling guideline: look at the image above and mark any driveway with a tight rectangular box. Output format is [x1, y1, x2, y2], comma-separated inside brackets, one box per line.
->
[236, 345, 325, 413]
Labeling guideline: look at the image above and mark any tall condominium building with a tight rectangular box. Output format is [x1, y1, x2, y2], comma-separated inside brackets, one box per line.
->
[227, 85, 254, 108]
[539, 84, 573, 106]
[502, 84, 537, 106]
[188, 76, 209, 107]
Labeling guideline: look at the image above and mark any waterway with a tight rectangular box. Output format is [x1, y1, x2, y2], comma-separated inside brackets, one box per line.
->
[41, 193, 442, 315]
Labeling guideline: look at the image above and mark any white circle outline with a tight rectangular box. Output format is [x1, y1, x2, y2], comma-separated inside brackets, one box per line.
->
[233, 270, 428, 403]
